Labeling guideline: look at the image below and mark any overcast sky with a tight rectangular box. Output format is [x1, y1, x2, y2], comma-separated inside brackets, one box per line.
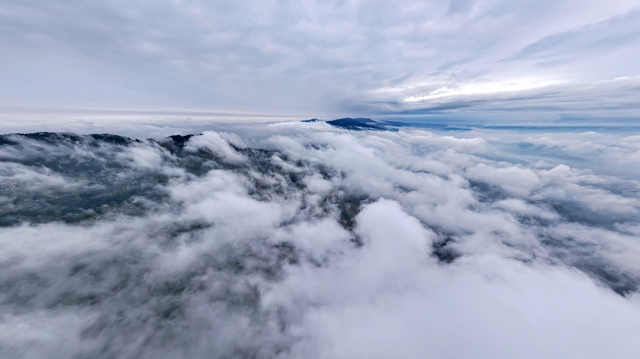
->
[1, 0, 640, 119]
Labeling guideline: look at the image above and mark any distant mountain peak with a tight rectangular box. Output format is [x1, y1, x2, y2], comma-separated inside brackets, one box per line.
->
[301, 117, 395, 131]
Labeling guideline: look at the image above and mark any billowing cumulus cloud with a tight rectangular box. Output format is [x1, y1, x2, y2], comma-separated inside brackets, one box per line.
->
[1, 0, 639, 116]
[2, 123, 640, 358]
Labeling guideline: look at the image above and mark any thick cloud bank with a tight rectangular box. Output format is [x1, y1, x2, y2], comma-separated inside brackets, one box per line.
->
[2, 123, 640, 358]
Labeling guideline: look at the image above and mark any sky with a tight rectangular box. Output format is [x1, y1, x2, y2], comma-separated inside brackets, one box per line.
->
[2, 0, 640, 119]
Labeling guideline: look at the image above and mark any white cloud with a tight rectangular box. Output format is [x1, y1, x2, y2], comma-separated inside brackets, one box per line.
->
[403, 79, 562, 102]
[2, 124, 640, 357]
[467, 163, 541, 196]
[186, 131, 247, 163]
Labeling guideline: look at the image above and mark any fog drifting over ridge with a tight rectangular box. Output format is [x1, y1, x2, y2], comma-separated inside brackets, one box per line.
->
[2, 121, 640, 358]
[2, 0, 640, 116]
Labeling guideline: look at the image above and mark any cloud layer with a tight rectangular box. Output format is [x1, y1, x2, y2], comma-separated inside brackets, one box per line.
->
[2, 123, 640, 358]
[1, 0, 639, 116]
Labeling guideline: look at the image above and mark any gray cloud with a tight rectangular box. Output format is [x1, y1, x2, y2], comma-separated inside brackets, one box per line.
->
[510, 10, 640, 66]
[1, 0, 639, 117]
